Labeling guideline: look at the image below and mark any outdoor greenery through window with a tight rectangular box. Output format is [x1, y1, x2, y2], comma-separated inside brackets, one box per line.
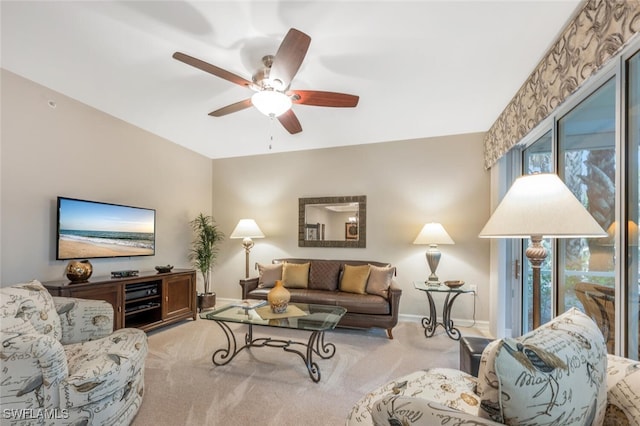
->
[519, 72, 627, 354]
[558, 78, 616, 353]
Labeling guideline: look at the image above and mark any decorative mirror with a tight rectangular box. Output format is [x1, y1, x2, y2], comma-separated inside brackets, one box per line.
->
[298, 195, 366, 248]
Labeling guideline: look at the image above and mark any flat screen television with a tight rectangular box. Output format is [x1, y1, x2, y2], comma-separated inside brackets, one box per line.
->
[56, 197, 156, 260]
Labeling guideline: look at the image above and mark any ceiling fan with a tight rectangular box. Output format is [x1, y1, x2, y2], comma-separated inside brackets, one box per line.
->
[172, 28, 359, 134]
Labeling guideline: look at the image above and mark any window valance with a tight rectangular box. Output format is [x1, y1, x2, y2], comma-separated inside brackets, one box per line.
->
[484, 0, 640, 170]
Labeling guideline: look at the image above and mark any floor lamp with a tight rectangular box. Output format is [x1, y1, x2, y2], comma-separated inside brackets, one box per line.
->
[230, 219, 265, 279]
[479, 173, 606, 329]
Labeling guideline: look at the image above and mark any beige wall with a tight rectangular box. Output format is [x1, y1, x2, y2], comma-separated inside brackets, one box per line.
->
[0, 70, 212, 284]
[1, 68, 492, 325]
[211, 134, 492, 324]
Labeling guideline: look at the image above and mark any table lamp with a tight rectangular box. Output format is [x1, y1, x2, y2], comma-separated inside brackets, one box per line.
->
[479, 173, 606, 328]
[413, 222, 455, 284]
[230, 219, 265, 278]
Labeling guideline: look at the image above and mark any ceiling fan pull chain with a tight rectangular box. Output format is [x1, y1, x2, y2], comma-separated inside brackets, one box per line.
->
[268, 115, 275, 150]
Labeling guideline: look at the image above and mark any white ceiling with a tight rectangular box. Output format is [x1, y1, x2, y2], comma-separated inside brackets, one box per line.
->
[1, 0, 582, 159]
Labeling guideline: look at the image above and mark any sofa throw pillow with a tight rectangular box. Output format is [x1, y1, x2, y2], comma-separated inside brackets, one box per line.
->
[339, 264, 370, 294]
[282, 262, 309, 288]
[477, 308, 608, 426]
[366, 264, 395, 298]
[257, 263, 283, 288]
[309, 260, 341, 291]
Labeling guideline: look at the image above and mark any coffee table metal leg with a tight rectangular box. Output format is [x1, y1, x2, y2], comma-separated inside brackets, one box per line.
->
[284, 330, 321, 382]
[212, 320, 241, 365]
[210, 321, 336, 382]
[283, 331, 338, 382]
[312, 330, 336, 359]
[245, 323, 253, 345]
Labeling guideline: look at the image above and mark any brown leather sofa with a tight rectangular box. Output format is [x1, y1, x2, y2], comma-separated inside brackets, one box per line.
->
[239, 258, 402, 339]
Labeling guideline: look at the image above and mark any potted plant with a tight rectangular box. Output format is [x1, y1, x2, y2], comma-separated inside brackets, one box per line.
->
[189, 213, 224, 311]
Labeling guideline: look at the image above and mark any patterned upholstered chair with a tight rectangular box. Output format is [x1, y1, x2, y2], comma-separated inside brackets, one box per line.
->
[347, 308, 640, 425]
[0, 280, 148, 425]
[575, 281, 616, 353]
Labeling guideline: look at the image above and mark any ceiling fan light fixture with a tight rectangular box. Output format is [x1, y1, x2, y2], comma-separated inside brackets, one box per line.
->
[173, 28, 357, 134]
[251, 90, 292, 117]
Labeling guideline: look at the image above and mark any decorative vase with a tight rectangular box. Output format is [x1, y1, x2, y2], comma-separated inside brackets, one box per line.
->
[267, 280, 290, 314]
[65, 259, 93, 283]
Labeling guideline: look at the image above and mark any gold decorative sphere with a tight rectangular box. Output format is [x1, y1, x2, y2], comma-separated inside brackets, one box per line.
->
[65, 260, 93, 283]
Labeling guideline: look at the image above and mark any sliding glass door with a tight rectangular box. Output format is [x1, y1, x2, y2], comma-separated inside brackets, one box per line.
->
[510, 42, 640, 359]
[627, 52, 640, 359]
[557, 78, 616, 352]
[520, 80, 617, 341]
[522, 131, 553, 332]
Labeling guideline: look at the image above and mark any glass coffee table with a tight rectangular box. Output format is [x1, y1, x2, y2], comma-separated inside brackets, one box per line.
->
[200, 302, 347, 382]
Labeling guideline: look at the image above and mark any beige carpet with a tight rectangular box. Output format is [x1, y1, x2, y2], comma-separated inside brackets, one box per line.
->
[132, 318, 482, 425]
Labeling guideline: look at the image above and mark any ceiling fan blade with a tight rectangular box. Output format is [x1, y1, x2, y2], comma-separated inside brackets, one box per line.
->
[277, 109, 302, 134]
[290, 90, 359, 108]
[208, 99, 253, 117]
[173, 52, 253, 88]
[269, 28, 311, 88]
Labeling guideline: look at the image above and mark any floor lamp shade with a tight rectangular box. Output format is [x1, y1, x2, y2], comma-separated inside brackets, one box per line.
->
[479, 174, 606, 238]
[413, 223, 455, 283]
[479, 173, 606, 328]
[230, 219, 265, 279]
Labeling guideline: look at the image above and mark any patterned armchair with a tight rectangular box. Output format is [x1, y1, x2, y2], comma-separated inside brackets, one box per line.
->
[348, 308, 640, 425]
[1, 280, 148, 425]
[575, 281, 616, 353]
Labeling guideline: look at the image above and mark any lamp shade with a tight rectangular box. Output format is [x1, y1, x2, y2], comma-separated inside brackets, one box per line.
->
[230, 219, 265, 239]
[413, 223, 455, 245]
[479, 173, 606, 238]
[606, 220, 638, 246]
[251, 91, 292, 117]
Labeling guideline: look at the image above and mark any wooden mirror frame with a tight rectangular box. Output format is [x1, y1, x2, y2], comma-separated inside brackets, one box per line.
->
[298, 195, 366, 248]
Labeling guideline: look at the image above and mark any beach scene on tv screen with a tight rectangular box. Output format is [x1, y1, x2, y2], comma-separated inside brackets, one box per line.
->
[58, 198, 155, 259]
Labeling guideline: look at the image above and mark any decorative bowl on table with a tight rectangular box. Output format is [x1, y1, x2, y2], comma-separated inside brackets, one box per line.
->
[444, 280, 465, 289]
[155, 265, 174, 273]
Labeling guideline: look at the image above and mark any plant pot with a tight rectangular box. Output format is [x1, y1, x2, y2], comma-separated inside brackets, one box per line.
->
[198, 292, 216, 312]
